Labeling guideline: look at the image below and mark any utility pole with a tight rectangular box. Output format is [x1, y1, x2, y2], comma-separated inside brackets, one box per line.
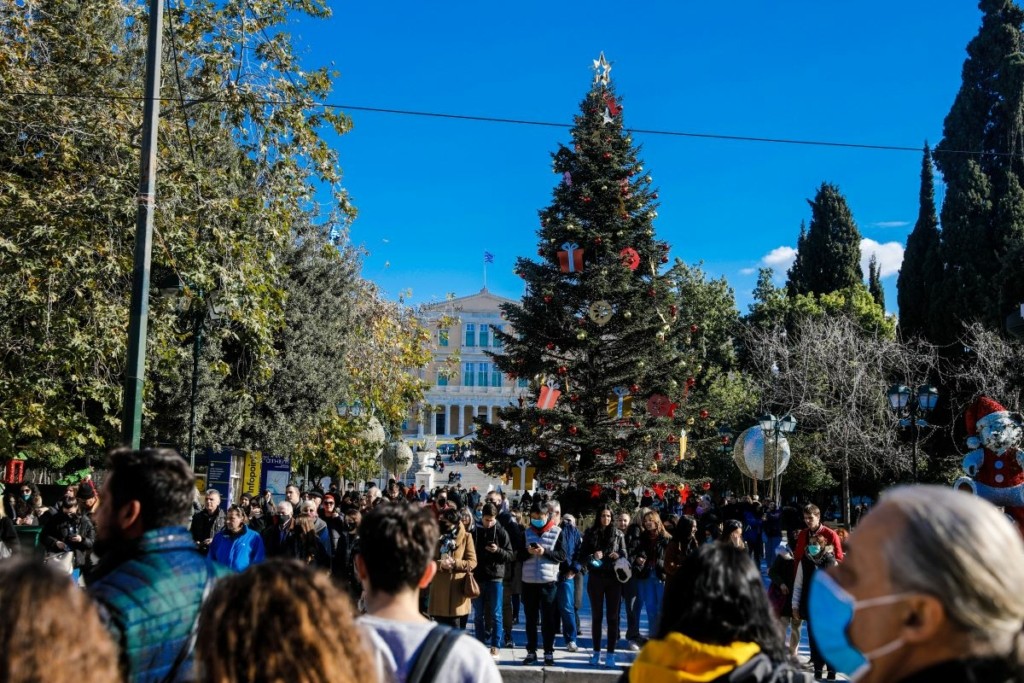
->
[122, 0, 164, 449]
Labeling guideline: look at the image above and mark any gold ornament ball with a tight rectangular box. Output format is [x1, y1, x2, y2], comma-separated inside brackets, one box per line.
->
[645, 229, 654, 236]
[601, 185, 608, 190]
[577, 330, 588, 340]
[645, 175, 653, 183]
[669, 379, 678, 389]
[624, 311, 632, 319]
[687, 417, 695, 426]
[637, 360, 646, 369]
[656, 331, 666, 342]
[616, 231, 624, 237]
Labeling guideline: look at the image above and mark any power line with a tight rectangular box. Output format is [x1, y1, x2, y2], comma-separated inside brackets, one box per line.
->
[0, 88, 1018, 158]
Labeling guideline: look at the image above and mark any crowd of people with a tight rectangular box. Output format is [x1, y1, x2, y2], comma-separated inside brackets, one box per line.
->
[2, 448, 1024, 683]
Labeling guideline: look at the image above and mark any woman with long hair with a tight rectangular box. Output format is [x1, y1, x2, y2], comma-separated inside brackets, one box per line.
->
[428, 508, 478, 628]
[622, 544, 811, 682]
[196, 559, 374, 683]
[580, 505, 628, 668]
[285, 515, 331, 570]
[634, 510, 671, 638]
[0, 556, 120, 683]
[0, 495, 19, 557]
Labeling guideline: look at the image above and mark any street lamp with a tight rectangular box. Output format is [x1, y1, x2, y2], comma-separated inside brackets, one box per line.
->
[758, 413, 797, 504]
[336, 401, 364, 418]
[886, 384, 939, 482]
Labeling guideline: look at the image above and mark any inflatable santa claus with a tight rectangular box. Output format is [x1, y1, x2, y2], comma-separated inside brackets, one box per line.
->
[954, 396, 1024, 528]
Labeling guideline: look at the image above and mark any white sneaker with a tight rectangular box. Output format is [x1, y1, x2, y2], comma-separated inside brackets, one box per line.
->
[605, 652, 618, 668]
[566, 641, 578, 652]
[627, 640, 641, 652]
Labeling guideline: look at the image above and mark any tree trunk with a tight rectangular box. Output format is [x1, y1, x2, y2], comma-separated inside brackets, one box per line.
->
[842, 455, 851, 527]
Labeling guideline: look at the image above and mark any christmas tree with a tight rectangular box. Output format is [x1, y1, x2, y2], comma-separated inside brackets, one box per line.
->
[474, 54, 709, 496]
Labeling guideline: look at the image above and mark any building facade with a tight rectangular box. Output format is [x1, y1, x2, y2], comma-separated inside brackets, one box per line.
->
[404, 288, 528, 441]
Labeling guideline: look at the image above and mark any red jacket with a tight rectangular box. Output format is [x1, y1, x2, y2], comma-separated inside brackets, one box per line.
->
[793, 524, 844, 578]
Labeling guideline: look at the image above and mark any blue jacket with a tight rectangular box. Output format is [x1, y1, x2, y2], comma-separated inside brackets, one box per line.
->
[558, 522, 583, 579]
[209, 526, 265, 572]
[87, 526, 228, 683]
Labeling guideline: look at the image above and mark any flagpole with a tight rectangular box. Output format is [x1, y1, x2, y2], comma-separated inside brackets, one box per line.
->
[484, 261, 488, 290]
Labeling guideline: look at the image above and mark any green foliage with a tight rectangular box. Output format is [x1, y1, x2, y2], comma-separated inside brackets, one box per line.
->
[867, 255, 885, 310]
[786, 183, 863, 298]
[474, 70, 710, 488]
[897, 146, 942, 340]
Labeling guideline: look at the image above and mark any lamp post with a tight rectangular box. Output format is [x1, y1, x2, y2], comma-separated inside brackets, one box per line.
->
[886, 384, 939, 482]
[758, 413, 797, 504]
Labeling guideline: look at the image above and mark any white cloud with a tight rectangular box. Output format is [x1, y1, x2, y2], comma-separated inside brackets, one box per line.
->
[872, 221, 910, 228]
[860, 238, 904, 278]
[761, 246, 798, 271]
[739, 267, 757, 276]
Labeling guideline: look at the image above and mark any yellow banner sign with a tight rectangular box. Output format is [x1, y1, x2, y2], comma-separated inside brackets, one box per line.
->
[242, 450, 263, 498]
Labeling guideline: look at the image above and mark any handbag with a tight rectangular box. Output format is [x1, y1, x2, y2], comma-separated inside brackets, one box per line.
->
[44, 550, 74, 574]
[463, 571, 481, 599]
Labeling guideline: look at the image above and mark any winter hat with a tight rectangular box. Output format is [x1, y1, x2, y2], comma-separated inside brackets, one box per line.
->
[966, 396, 1010, 449]
[76, 481, 97, 501]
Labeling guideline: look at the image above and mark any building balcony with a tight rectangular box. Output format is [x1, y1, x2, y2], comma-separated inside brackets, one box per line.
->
[426, 384, 526, 399]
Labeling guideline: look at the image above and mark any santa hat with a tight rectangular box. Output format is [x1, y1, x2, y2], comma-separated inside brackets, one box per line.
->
[966, 396, 1010, 449]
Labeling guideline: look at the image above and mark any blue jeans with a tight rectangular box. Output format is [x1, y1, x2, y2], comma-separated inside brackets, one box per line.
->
[473, 579, 504, 648]
[557, 577, 577, 645]
[635, 575, 664, 636]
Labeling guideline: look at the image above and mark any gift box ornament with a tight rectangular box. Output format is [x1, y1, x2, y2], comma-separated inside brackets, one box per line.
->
[607, 386, 633, 420]
[537, 379, 562, 410]
[557, 242, 585, 273]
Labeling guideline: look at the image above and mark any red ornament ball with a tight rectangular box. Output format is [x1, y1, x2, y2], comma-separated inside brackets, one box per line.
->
[568, 425, 578, 435]
[594, 447, 603, 455]
[603, 152, 612, 159]
[702, 481, 712, 491]
[629, 383, 640, 394]
[660, 255, 669, 264]
[594, 236, 603, 246]
[482, 428, 491, 437]
[721, 436, 731, 445]
[539, 450, 549, 459]
[571, 393, 580, 403]
[543, 295, 553, 304]
[583, 196, 592, 203]
[538, 418, 547, 426]
[557, 366, 568, 375]
[686, 377, 696, 387]
[690, 324, 699, 333]
[477, 463, 484, 470]
[648, 288, 657, 298]
[700, 409, 710, 420]
[546, 342, 555, 351]
[655, 451, 663, 462]
[652, 192, 659, 199]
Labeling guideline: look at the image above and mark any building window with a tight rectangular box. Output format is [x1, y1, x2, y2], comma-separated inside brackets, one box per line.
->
[518, 377, 529, 388]
[437, 373, 448, 387]
[479, 325, 489, 347]
[463, 363, 475, 387]
[491, 367, 502, 387]
[478, 362, 489, 387]
[435, 413, 446, 435]
[438, 329, 449, 347]
[492, 324, 503, 348]
[464, 323, 475, 347]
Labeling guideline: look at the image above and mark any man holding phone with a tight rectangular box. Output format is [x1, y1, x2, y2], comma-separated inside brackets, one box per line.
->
[472, 503, 515, 658]
[518, 499, 568, 667]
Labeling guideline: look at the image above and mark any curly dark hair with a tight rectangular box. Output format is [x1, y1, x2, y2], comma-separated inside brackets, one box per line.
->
[659, 543, 787, 662]
[196, 559, 372, 683]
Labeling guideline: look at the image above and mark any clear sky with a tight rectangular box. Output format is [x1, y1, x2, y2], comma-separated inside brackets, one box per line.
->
[290, 1, 982, 313]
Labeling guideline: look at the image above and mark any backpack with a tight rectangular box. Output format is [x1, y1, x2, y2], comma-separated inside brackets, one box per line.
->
[408, 625, 462, 683]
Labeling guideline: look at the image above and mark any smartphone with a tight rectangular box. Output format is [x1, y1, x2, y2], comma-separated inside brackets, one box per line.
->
[529, 542, 540, 549]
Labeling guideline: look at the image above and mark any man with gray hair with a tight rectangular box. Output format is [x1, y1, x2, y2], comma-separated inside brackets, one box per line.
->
[808, 485, 1024, 682]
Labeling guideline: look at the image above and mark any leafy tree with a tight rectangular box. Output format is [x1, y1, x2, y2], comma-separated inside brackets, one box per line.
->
[786, 183, 863, 298]
[473, 60, 709, 489]
[897, 145, 943, 339]
[868, 255, 885, 310]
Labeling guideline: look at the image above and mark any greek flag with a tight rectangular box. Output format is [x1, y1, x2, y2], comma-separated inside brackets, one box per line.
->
[484, 251, 495, 264]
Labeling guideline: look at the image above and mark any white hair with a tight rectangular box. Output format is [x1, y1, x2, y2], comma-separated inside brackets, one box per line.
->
[546, 499, 561, 515]
[880, 486, 1024, 654]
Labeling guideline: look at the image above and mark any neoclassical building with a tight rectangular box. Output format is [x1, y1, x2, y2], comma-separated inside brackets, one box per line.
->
[404, 288, 529, 441]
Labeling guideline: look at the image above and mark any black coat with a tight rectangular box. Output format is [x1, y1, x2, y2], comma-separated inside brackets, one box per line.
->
[190, 507, 226, 553]
[261, 521, 292, 557]
[0, 517, 20, 555]
[42, 511, 95, 567]
[580, 524, 627, 579]
[473, 523, 515, 581]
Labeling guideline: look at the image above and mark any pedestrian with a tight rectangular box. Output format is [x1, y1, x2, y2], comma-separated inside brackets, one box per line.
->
[518, 498, 568, 667]
[260, 501, 294, 558]
[191, 489, 226, 555]
[723, 518, 746, 549]
[472, 502, 514, 658]
[792, 503, 844, 564]
[743, 498, 765, 567]
[357, 502, 501, 683]
[808, 486, 1024, 683]
[429, 508, 478, 628]
[764, 500, 783, 564]
[634, 510, 671, 638]
[0, 556, 121, 683]
[0, 496, 19, 557]
[581, 505, 628, 668]
[11, 482, 47, 526]
[792, 529, 838, 679]
[487, 491, 524, 647]
[618, 511, 643, 651]
[41, 495, 95, 580]
[88, 447, 228, 682]
[767, 543, 798, 653]
[208, 504, 265, 572]
[285, 514, 332, 571]
[556, 512, 583, 653]
[663, 514, 699, 579]
[196, 558, 374, 683]
[621, 544, 812, 682]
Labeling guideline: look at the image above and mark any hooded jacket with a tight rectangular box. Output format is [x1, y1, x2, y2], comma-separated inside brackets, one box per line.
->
[620, 632, 812, 683]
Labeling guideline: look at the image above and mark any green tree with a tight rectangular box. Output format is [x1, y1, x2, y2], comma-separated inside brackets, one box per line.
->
[473, 58, 707, 488]
[786, 183, 863, 298]
[868, 255, 885, 310]
[897, 145, 943, 340]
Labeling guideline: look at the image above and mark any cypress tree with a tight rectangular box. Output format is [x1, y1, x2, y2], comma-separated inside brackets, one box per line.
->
[868, 255, 885, 310]
[786, 221, 809, 298]
[995, 171, 1024, 321]
[897, 145, 943, 339]
[785, 183, 863, 298]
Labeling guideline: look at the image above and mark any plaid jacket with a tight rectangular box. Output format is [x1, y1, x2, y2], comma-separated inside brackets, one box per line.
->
[88, 526, 227, 683]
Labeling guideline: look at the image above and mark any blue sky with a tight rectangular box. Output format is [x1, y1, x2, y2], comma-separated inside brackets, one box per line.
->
[290, 1, 982, 313]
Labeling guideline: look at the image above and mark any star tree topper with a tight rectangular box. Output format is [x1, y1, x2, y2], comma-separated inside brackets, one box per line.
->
[592, 51, 612, 85]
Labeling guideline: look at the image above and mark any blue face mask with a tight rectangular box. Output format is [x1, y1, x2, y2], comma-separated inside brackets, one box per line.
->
[807, 544, 821, 556]
[808, 572, 912, 681]
[531, 518, 546, 529]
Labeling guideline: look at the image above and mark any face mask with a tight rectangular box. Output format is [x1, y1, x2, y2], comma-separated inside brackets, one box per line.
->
[439, 522, 454, 534]
[807, 544, 821, 555]
[22, 493, 31, 501]
[278, 514, 291, 524]
[808, 572, 912, 681]
[531, 518, 546, 529]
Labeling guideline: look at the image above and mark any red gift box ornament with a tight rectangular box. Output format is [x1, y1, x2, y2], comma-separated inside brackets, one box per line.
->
[590, 483, 603, 499]
[619, 247, 640, 271]
[4, 459, 25, 484]
[604, 93, 622, 116]
[537, 379, 562, 410]
[557, 242, 585, 273]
